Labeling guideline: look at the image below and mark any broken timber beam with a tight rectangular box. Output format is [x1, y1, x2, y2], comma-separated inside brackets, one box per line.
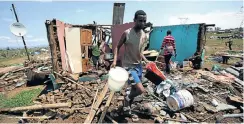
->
[84, 83, 109, 123]
[105, 115, 118, 124]
[54, 71, 91, 92]
[98, 91, 115, 123]
[45, 20, 59, 75]
[0, 102, 72, 112]
[181, 112, 199, 122]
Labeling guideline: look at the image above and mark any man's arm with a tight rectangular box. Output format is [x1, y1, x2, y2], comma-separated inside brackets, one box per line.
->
[161, 38, 166, 48]
[111, 32, 127, 67]
[140, 37, 149, 63]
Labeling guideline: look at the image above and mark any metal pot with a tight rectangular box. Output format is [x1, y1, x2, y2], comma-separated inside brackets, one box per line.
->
[104, 53, 113, 60]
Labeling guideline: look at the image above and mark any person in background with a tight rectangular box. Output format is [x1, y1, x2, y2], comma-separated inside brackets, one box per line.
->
[225, 38, 233, 50]
[91, 39, 101, 69]
[188, 51, 202, 69]
[99, 32, 106, 66]
[161, 30, 176, 74]
[111, 10, 149, 117]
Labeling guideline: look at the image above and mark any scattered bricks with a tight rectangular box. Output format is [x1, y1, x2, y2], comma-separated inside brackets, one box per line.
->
[79, 108, 90, 114]
[81, 94, 89, 99]
[59, 87, 66, 91]
[57, 99, 67, 103]
[132, 115, 139, 122]
[196, 105, 205, 113]
[67, 86, 72, 90]
[84, 81, 89, 85]
[76, 91, 83, 95]
[67, 99, 73, 103]
[66, 93, 74, 99]
[61, 83, 68, 88]
[85, 90, 92, 97]
[92, 83, 98, 88]
[47, 96, 51, 103]
[50, 95, 55, 103]
[67, 82, 72, 87]
[39, 94, 47, 102]
[84, 99, 92, 106]
[54, 89, 59, 94]
[64, 90, 70, 95]
[47, 92, 53, 96]
[80, 114, 88, 119]
[13, 79, 18, 83]
[73, 104, 85, 108]
[96, 79, 102, 84]
[71, 84, 77, 90]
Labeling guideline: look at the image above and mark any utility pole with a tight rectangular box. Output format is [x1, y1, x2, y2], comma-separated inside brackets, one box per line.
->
[178, 17, 188, 24]
[11, 3, 30, 61]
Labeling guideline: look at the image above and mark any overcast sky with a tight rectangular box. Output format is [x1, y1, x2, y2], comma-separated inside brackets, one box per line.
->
[0, 1, 243, 48]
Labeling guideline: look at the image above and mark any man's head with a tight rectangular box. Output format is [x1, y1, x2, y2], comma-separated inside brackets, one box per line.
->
[167, 30, 171, 35]
[134, 10, 147, 29]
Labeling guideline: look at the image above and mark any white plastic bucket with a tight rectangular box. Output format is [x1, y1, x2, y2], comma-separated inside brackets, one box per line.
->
[166, 89, 194, 111]
[108, 67, 129, 91]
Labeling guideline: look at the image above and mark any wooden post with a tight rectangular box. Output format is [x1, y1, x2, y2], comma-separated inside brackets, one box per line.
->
[0, 102, 72, 112]
[98, 91, 115, 123]
[45, 20, 59, 75]
[11, 4, 30, 61]
[84, 83, 109, 123]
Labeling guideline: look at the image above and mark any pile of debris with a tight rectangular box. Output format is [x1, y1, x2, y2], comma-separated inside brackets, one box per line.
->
[0, 58, 243, 123]
[0, 60, 51, 92]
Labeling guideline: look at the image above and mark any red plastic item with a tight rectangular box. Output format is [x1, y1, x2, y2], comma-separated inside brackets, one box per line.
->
[146, 62, 167, 80]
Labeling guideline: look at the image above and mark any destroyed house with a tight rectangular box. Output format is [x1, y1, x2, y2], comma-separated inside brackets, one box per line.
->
[112, 23, 214, 65]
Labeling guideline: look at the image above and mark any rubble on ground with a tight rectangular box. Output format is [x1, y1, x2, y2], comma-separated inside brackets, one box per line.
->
[0, 59, 243, 123]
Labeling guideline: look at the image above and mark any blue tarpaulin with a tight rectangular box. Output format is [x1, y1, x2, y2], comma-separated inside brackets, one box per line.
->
[149, 24, 201, 62]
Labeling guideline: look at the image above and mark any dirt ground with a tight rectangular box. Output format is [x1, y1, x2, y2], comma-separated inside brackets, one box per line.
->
[0, 57, 25, 67]
[203, 33, 243, 69]
[6, 85, 45, 98]
[0, 114, 20, 123]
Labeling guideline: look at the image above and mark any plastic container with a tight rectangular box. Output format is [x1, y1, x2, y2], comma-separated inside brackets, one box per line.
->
[166, 90, 194, 111]
[144, 70, 164, 85]
[145, 62, 167, 82]
[108, 67, 129, 91]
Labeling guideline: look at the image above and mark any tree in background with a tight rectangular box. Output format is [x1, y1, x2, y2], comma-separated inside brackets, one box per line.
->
[215, 27, 221, 31]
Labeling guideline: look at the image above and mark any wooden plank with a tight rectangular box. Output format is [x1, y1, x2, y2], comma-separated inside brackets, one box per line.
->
[0, 103, 72, 112]
[227, 95, 243, 104]
[98, 91, 115, 123]
[85, 46, 89, 59]
[55, 20, 67, 71]
[80, 29, 92, 46]
[45, 21, 59, 74]
[84, 83, 109, 123]
[105, 115, 118, 124]
[65, 27, 82, 74]
[82, 59, 89, 72]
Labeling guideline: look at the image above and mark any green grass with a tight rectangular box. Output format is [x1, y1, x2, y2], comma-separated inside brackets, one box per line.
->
[0, 88, 42, 108]
[203, 32, 243, 68]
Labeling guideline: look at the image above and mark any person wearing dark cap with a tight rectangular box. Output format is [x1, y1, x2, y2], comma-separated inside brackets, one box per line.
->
[161, 30, 176, 74]
[111, 10, 149, 117]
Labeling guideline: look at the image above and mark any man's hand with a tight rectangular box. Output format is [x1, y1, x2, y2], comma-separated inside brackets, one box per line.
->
[110, 61, 116, 68]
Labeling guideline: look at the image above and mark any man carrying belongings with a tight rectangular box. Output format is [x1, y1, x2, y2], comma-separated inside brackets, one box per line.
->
[111, 10, 149, 118]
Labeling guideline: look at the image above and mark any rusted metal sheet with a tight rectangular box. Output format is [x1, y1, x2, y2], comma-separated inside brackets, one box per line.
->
[112, 3, 125, 25]
[80, 29, 92, 46]
[111, 22, 135, 63]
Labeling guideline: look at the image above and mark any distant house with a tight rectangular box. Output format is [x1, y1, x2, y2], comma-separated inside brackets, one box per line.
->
[217, 30, 225, 34]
